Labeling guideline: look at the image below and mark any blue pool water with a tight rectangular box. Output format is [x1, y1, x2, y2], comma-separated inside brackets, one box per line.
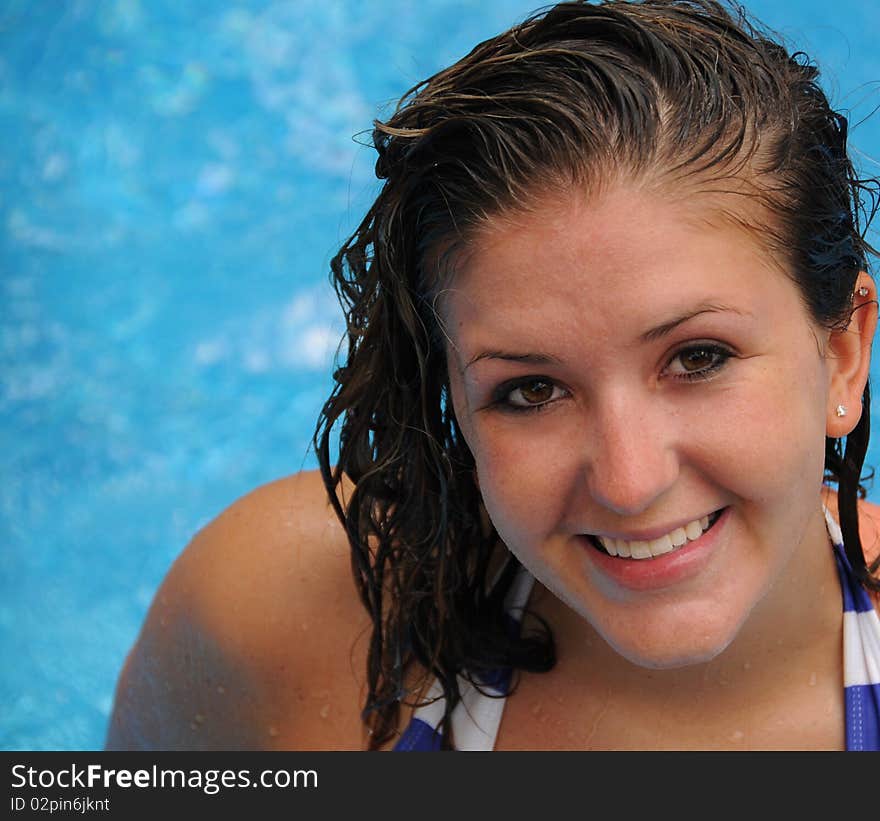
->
[2, 0, 879, 750]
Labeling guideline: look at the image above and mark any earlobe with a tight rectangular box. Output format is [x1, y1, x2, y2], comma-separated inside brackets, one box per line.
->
[826, 272, 878, 437]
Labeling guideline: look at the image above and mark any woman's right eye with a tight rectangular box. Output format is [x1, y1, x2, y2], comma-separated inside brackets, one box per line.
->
[494, 378, 567, 413]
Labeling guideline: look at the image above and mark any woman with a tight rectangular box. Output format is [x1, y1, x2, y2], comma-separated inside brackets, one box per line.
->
[106, 0, 880, 750]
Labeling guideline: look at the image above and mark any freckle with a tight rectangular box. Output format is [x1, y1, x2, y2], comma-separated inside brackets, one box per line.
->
[319, 705, 330, 719]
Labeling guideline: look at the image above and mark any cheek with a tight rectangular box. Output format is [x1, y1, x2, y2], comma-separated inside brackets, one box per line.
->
[704, 353, 828, 500]
[473, 429, 580, 547]
[772, 366, 829, 494]
[447, 366, 572, 531]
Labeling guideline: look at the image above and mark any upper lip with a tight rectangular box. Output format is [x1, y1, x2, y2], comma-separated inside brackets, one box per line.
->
[586, 508, 724, 542]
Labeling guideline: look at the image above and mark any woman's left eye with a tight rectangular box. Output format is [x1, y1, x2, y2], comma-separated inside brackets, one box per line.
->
[488, 377, 569, 414]
[665, 344, 733, 381]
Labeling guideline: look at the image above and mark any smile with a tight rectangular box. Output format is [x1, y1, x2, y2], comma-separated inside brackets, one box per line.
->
[589, 508, 726, 560]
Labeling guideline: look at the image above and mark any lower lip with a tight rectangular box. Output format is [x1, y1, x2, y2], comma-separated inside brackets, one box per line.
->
[579, 506, 731, 592]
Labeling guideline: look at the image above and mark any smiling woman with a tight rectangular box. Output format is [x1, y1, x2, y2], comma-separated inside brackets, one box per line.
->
[106, 0, 880, 751]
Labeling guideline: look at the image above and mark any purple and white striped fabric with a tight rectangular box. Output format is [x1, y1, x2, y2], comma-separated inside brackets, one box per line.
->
[826, 509, 880, 751]
[393, 562, 533, 751]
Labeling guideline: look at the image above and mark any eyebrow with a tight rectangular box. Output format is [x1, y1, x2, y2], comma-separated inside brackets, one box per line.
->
[462, 303, 749, 371]
[464, 350, 563, 371]
[639, 303, 750, 344]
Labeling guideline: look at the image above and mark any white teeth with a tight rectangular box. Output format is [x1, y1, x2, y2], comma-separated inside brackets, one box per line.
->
[631, 541, 652, 560]
[670, 527, 688, 547]
[596, 512, 717, 560]
[650, 534, 674, 556]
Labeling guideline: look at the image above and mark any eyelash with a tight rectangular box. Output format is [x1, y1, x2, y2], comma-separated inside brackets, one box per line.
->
[489, 343, 735, 415]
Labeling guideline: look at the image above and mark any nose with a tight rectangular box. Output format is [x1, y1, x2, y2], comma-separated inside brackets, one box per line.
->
[583, 397, 680, 517]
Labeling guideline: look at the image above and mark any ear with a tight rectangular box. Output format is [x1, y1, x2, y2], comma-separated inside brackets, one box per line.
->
[826, 272, 878, 437]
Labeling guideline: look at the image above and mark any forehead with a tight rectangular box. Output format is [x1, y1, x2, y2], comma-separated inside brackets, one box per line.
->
[441, 182, 795, 331]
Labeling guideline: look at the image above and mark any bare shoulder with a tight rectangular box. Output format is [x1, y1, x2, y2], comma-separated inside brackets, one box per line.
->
[855, 497, 880, 612]
[855, 497, 880, 567]
[105, 470, 371, 750]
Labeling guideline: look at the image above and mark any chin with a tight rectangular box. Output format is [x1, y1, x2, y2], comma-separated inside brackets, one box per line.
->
[615, 643, 729, 671]
[601, 621, 740, 671]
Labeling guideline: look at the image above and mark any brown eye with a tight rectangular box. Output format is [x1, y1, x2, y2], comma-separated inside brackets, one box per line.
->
[666, 343, 733, 381]
[509, 379, 556, 406]
[679, 348, 717, 372]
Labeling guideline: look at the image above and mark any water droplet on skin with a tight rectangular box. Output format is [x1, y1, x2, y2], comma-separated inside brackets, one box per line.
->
[193, 713, 205, 724]
[730, 730, 744, 742]
[268, 726, 280, 738]
[743, 661, 751, 671]
[319, 705, 330, 719]
[216, 685, 226, 695]
[809, 672, 817, 686]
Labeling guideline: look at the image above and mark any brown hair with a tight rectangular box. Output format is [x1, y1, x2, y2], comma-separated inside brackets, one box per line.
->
[314, 0, 879, 749]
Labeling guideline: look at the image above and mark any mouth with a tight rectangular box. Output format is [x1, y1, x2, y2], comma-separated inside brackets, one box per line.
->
[585, 507, 727, 560]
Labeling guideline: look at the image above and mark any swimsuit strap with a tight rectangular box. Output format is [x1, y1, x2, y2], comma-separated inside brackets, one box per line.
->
[825, 506, 880, 751]
[392, 560, 534, 751]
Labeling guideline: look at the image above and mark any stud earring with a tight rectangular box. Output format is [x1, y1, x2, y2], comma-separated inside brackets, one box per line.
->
[836, 405, 848, 417]
[858, 286, 869, 297]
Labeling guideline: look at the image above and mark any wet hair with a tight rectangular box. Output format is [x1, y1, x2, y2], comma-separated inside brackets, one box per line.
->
[313, 0, 880, 750]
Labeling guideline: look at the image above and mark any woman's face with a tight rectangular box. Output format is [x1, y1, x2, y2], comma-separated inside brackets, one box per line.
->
[443, 183, 838, 669]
